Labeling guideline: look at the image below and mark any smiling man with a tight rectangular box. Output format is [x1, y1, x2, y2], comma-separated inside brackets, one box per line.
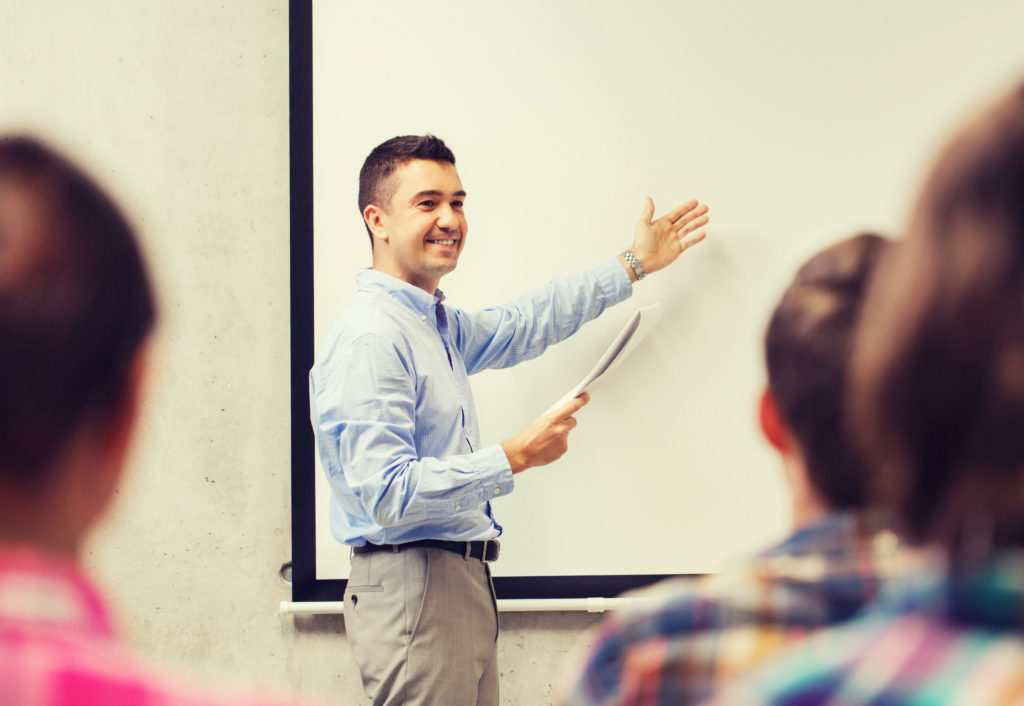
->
[309, 134, 708, 705]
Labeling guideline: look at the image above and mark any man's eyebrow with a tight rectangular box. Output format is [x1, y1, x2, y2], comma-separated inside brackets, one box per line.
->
[410, 189, 468, 201]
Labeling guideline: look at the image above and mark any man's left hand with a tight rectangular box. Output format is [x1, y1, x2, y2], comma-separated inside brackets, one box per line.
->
[625, 197, 709, 280]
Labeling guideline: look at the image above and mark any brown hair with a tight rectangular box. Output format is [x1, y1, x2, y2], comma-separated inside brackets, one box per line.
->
[0, 136, 156, 486]
[850, 82, 1024, 552]
[765, 233, 890, 510]
[357, 134, 456, 246]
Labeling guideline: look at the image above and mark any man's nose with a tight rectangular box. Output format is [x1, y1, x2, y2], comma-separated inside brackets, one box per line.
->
[436, 204, 460, 230]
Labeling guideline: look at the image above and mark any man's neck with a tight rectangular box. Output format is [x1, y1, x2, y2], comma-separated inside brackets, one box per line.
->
[370, 263, 440, 295]
[782, 454, 831, 533]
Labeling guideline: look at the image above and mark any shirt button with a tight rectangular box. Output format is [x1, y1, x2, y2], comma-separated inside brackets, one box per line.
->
[494, 487, 501, 495]
[421, 315, 427, 321]
[455, 504, 461, 511]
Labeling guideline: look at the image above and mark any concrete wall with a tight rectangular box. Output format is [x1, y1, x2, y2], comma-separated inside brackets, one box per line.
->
[0, 2, 600, 703]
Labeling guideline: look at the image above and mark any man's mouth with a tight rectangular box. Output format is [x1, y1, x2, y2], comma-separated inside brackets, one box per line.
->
[426, 238, 458, 247]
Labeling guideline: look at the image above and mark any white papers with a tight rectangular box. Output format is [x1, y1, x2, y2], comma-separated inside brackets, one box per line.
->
[544, 303, 663, 414]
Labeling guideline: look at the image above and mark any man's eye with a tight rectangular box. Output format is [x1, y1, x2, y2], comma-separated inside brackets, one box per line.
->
[452, 201, 464, 209]
[419, 200, 435, 208]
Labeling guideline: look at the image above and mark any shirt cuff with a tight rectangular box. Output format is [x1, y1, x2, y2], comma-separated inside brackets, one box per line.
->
[478, 443, 515, 500]
[596, 256, 636, 301]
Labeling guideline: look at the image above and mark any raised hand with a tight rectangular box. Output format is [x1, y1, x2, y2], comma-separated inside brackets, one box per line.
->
[625, 197, 709, 279]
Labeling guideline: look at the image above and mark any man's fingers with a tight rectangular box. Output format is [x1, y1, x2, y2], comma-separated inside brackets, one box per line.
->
[672, 203, 709, 228]
[554, 392, 590, 419]
[663, 199, 699, 223]
[678, 214, 710, 236]
[680, 230, 707, 252]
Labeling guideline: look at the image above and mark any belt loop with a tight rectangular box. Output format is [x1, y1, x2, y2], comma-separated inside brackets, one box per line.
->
[464, 541, 472, 561]
[391, 544, 399, 554]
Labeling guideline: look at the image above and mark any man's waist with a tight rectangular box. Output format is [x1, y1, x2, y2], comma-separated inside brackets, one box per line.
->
[353, 539, 500, 562]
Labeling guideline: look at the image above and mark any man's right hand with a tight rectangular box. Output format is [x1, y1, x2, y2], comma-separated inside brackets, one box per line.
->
[501, 393, 591, 474]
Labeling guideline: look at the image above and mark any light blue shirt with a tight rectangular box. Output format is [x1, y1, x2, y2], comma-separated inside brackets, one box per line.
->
[310, 258, 632, 546]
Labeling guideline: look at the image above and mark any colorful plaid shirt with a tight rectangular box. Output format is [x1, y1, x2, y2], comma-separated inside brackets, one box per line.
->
[562, 513, 906, 705]
[704, 549, 1024, 705]
[0, 546, 316, 706]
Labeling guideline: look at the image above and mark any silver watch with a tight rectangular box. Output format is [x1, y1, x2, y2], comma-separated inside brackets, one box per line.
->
[621, 249, 647, 281]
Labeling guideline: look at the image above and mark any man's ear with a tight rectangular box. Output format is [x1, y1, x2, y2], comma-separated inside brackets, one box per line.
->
[363, 204, 389, 246]
[759, 387, 790, 453]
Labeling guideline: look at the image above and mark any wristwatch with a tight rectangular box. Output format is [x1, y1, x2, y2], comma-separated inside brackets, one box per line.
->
[621, 249, 647, 281]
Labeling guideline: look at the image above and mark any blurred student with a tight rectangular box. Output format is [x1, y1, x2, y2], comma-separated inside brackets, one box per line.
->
[563, 232, 902, 705]
[0, 136, 318, 706]
[705, 81, 1024, 705]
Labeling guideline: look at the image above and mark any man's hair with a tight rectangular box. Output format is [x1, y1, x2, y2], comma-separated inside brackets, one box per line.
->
[357, 134, 456, 246]
[849, 82, 1024, 552]
[0, 136, 156, 487]
[765, 233, 890, 511]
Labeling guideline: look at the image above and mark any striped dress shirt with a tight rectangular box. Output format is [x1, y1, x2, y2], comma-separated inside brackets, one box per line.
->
[309, 258, 632, 547]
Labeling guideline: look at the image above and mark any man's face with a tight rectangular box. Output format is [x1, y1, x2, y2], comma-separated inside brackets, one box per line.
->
[368, 159, 468, 293]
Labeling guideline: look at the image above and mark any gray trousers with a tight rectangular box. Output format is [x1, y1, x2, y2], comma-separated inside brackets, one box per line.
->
[343, 546, 500, 705]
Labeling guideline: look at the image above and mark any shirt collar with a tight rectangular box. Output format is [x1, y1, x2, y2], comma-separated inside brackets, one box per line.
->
[355, 268, 447, 318]
[760, 511, 860, 558]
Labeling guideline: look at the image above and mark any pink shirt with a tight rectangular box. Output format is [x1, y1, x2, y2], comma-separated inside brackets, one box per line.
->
[0, 547, 319, 706]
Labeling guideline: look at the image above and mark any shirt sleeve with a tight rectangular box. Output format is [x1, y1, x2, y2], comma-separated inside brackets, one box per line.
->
[310, 333, 515, 530]
[454, 257, 633, 374]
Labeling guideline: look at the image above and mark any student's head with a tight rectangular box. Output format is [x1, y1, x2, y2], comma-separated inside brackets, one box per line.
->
[0, 136, 155, 551]
[762, 233, 890, 517]
[359, 135, 467, 293]
[850, 83, 1024, 554]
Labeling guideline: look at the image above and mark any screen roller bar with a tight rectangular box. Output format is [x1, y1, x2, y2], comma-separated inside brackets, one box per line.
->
[280, 596, 653, 615]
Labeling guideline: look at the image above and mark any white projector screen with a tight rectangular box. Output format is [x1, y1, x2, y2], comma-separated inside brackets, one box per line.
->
[290, 0, 1024, 600]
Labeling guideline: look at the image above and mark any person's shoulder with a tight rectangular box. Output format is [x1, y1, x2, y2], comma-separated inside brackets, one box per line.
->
[596, 571, 749, 646]
[0, 627, 321, 706]
[315, 292, 412, 362]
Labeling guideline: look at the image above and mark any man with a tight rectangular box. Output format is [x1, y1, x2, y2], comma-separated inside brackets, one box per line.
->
[309, 134, 709, 705]
[705, 82, 1024, 706]
[0, 136, 316, 706]
[563, 232, 901, 705]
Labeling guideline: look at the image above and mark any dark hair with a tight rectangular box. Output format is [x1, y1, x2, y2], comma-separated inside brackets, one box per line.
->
[357, 134, 456, 246]
[0, 136, 156, 487]
[765, 233, 890, 510]
[850, 83, 1024, 552]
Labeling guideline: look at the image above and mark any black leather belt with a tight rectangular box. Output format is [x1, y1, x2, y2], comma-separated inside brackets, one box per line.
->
[353, 539, 500, 562]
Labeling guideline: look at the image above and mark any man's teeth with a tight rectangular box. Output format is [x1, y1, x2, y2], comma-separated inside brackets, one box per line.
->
[430, 239, 456, 245]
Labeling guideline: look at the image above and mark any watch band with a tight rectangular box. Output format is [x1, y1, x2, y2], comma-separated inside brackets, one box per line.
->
[621, 249, 647, 281]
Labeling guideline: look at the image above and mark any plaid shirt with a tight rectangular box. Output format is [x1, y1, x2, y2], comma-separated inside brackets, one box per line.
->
[705, 549, 1024, 705]
[563, 513, 905, 705]
[0, 546, 316, 706]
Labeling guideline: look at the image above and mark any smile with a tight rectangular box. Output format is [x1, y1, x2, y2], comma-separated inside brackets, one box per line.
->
[427, 239, 458, 246]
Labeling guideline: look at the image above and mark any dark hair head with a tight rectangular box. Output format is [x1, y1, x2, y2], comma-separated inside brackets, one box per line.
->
[357, 134, 456, 246]
[850, 83, 1024, 552]
[765, 232, 890, 510]
[0, 136, 156, 487]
